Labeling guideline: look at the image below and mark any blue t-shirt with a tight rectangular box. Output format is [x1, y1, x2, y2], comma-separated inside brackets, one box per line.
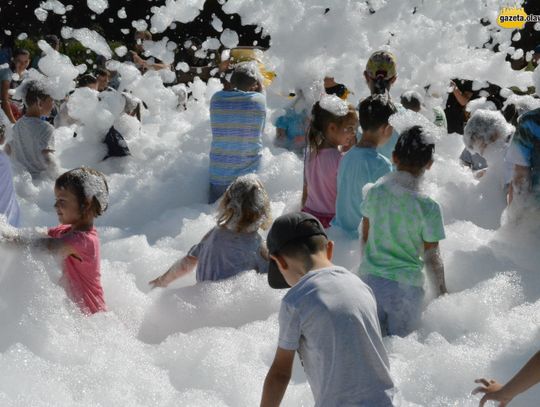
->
[332, 147, 393, 238]
[275, 108, 308, 153]
[506, 107, 540, 192]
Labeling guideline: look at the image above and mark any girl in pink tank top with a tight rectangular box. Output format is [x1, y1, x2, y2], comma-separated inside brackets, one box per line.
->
[302, 95, 358, 227]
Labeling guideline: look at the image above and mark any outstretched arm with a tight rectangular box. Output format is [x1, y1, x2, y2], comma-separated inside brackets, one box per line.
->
[149, 255, 197, 288]
[473, 351, 540, 406]
[424, 242, 447, 295]
[260, 347, 295, 407]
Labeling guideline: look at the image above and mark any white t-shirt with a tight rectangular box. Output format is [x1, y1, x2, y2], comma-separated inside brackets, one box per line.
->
[9, 116, 55, 176]
[0, 151, 20, 226]
[278, 266, 395, 407]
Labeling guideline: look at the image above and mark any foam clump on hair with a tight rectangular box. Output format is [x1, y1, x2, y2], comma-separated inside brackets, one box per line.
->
[463, 109, 514, 152]
[318, 94, 349, 116]
[233, 61, 261, 82]
[70, 167, 109, 213]
[218, 174, 270, 233]
[390, 109, 442, 143]
[503, 94, 540, 116]
[401, 90, 423, 104]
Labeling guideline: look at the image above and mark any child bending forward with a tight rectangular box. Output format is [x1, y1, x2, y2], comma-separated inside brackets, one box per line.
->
[360, 125, 447, 337]
[150, 174, 271, 287]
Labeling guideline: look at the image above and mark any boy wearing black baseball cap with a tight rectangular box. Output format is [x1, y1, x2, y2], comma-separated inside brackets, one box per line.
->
[260, 212, 395, 407]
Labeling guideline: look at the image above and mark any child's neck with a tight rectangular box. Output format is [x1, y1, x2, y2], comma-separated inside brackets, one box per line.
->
[357, 130, 379, 148]
[71, 217, 94, 232]
[25, 106, 41, 118]
[397, 165, 424, 177]
[319, 138, 337, 149]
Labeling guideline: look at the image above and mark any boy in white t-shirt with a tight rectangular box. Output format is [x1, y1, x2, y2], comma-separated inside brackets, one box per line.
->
[261, 212, 395, 407]
[5, 80, 56, 178]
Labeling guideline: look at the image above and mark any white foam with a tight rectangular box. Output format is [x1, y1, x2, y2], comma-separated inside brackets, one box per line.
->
[2, 2, 540, 407]
[87, 0, 108, 15]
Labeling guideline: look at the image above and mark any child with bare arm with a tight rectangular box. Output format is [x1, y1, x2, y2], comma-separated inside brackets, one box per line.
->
[149, 174, 271, 286]
[1, 167, 109, 314]
[472, 350, 540, 406]
[360, 125, 447, 337]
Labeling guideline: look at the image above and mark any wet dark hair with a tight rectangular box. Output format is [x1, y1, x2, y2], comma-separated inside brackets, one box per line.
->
[24, 81, 50, 107]
[77, 74, 98, 88]
[230, 69, 258, 91]
[394, 125, 434, 168]
[307, 101, 357, 154]
[275, 234, 328, 271]
[12, 48, 30, 59]
[55, 168, 109, 217]
[358, 94, 397, 132]
[44, 35, 60, 50]
[95, 67, 109, 78]
[400, 91, 422, 112]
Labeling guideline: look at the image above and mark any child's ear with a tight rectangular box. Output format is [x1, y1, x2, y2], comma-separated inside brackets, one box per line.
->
[327, 122, 338, 134]
[270, 254, 288, 272]
[392, 152, 399, 165]
[326, 240, 334, 261]
[426, 159, 434, 170]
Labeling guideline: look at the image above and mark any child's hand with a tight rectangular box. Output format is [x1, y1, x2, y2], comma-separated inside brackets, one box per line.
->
[472, 378, 512, 406]
[149, 274, 169, 289]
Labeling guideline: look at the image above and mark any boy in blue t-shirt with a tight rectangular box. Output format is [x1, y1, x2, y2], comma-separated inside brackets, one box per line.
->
[332, 94, 396, 238]
[360, 126, 447, 337]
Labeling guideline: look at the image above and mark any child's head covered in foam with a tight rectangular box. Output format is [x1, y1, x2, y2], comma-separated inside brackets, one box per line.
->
[217, 174, 271, 233]
[54, 167, 109, 226]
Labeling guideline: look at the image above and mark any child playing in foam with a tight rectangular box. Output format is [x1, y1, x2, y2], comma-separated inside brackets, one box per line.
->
[1, 167, 109, 314]
[5, 80, 56, 178]
[332, 94, 396, 238]
[462, 109, 515, 228]
[149, 174, 271, 287]
[301, 95, 357, 228]
[360, 125, 447, 337]
[274, 89, 309, 156]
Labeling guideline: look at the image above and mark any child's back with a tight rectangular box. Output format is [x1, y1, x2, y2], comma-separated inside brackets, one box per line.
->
[303, 148, 342, 222]
[10, 116, 54, 176]
[208, 66, 266, 202]
[360, 171, 444, 287]
[280, 266, 395, 406]
[188, 226, 268, 281]
[333, 146, 392, 237]
[332, 95, 396, 238]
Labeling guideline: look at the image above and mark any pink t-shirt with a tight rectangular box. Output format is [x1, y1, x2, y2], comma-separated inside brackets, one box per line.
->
[304, 148, 342, 217]
[48, 225, 106, 314]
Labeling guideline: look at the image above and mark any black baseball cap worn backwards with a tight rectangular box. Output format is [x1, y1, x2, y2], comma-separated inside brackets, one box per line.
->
[267, 212, 327, 289]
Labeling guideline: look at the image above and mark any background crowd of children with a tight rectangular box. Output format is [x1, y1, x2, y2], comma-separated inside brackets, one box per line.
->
[1, 38, 539, 406]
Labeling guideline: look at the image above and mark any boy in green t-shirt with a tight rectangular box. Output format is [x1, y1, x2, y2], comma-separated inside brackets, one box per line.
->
[360, 125, 447, 337]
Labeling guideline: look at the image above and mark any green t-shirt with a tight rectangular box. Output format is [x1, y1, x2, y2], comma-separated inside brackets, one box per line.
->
[360, 171, 445, 287]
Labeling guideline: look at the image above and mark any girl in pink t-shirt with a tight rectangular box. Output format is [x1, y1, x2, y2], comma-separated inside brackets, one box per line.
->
[1, 167, 110, 314]
[302, 95, 358, 227]
[47, 167, 109, 314]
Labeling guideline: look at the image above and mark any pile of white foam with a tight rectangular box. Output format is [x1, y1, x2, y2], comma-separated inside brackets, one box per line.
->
[0, 1, 539, 406]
